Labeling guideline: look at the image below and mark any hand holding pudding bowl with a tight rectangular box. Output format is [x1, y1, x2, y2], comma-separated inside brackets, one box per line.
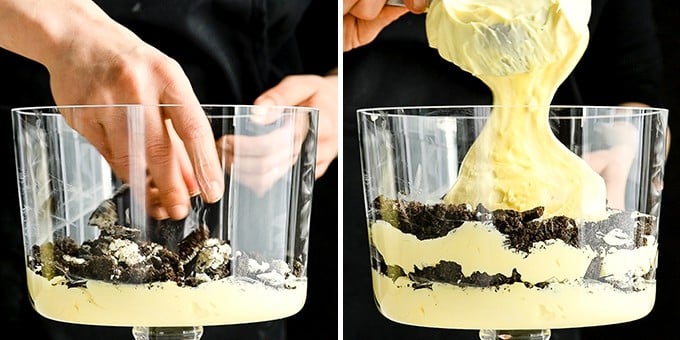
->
[13, 105, 319, 340]
[356, 0, 669, 339]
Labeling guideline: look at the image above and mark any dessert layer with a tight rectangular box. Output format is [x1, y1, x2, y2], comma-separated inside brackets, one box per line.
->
[27, 269, 307, 326]
[372, 272, 654, 329]
[368, 197, 658, 328]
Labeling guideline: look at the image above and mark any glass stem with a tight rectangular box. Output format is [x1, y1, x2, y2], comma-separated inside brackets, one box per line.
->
[479, 329, 551, 340]
[132, 326, 204, 340]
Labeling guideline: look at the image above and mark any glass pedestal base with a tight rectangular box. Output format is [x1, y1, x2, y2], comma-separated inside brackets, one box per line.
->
[132, 326, 204, 340]
[479, 329, 551, 340]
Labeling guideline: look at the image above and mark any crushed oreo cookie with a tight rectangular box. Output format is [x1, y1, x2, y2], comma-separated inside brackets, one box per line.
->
[27, 185, 303, 289]
[372, 195, 579, 251]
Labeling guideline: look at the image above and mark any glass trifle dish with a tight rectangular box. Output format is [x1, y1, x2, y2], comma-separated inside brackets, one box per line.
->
[357, 105, 668, 339]
[13, 104, 318, 339]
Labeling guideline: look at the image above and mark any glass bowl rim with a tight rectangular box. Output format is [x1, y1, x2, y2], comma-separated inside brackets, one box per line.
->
[356, 105, 668, 120]
[11, 104, 319, 117]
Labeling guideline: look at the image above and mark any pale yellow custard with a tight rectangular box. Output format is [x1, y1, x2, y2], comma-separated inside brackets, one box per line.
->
[25, 220, 308, 326]
[372, 272, 654, 330]
[27, 269, 307, 327]
[370, 217, 657, 329]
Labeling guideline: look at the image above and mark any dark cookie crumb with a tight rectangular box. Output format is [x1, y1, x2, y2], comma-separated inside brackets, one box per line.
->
[27, 185, 304, 290]
[29, 228, 303, 288]
[372, 196, 478, 239]
[373, 195, 578, 252]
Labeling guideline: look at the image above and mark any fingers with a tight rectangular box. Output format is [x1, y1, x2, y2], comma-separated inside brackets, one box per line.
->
[159, 64, 224, 206]
[347, 0, 384, 19]
[111, 105, 221, 221]
[60, 105, 189, 220]
[314, 135, 338, 179]
[144, 125, 200, 221]
[61, 101, 223, 222]
[165, 119, 201, 197]
[219, 132, 297, 171]
[256, 74, 338, 179]
[343, 0, 360, 14]
[141, 116, 197, 220]
[403, 0, 429, 13]
[218, 134, 299, 196]
[161, 104, 224, 205]
[343, 6, 408, 51]
[255, 74, 322, 107]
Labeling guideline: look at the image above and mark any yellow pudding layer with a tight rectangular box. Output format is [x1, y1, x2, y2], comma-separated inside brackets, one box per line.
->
[372, 272, 655, 330]
[370, 219, 657, 329]
[27, 269, 307, 327]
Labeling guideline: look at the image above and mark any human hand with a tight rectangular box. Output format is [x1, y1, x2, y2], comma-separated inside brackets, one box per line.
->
[215, 111, 309, 196]
[255, 73, 339, 179]
[213, 73, 337, 195]
[582, 121, 639, 210]
[343, 0, 412, 51]
[36, 3, 223, 220]
[582, 103, 670, 210]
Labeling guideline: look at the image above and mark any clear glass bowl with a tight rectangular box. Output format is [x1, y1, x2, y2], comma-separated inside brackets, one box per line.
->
[357, 105, 668, 331]
[13, 105, 318, 330]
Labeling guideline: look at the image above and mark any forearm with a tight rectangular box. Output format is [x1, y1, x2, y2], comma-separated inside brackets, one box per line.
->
[0, 0, 121, 67]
